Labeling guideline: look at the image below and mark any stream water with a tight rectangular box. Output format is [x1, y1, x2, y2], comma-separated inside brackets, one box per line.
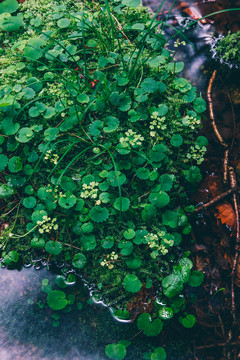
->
[1, 1, 239, 359]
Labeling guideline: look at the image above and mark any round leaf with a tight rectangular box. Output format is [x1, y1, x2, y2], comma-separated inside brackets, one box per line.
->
[47, 290, 67, 310]
[45, 241, 62, 256]
[105, 343, 127, 360]
[136, 167, 150, 180]
[23, 196, 37, 209]
[58, 192, 76, 209]
[113, 197, 130, 212]
[8, 156, 22, 173]
[123, 274, 142, 293]
[72, 253, 87, 269]
[90, 206, 109, 222]
[188, 270, 204, 287]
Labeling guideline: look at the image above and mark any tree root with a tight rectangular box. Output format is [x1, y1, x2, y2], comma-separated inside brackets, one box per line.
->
[195, 70, 240, 354]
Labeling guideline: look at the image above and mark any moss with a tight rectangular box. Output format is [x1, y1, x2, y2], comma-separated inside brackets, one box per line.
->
[214, 31, 240, 67]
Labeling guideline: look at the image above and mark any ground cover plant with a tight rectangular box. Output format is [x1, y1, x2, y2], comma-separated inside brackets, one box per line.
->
[213, 30, 240, 68]
[0, 0, 207, 357]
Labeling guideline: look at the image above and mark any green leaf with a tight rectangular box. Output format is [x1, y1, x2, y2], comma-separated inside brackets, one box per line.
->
[105, 343, 127, 360]
[155, 104, 168, 116]
[60, 176, 77, 192]
[178, 257, 193, 270]
[55, 275, 68, 289]
[184, 166, 202, 183]
[151, 347, 166, 360]
[15, 127, 33, 143]
[89, 120, 103, 137]
[44, 127, 59, 141]
[22, 87, 36, 100]
[160, 174, 174, 192]
[72, 253, 87, 269]
[90, 206, 109, 222]
[4, 250, 19, 265]
[142, 204, 156, 222]
[47, 290, 67, 310]
[81, 234, 96, 251]
[81, 222, 93, 233]
[126, 257, 142, 269]
[27, 77, 43, 92]
[58, 192, 76, 209]
[158, 307, 174, 320]
[107, 171, 126, 187]
[162, 274, 183, 298]
[57, 18, 70, 28]
[149, 191, 170, 208]
[122, 0, 140, 6]
[24, 38, 45, 60]
[45, 241, 62, 256]
[193, 97, 206, 113]
[136, 167, 150, 180]
[162, 210, 179, 228]
[1, 118, 19, 135]
[8, 156, 22, 173]
[181, 314, 196, 328]
[0, 154, 8, 171]
[196, 136, 208, 147]
[103, 116, 119, 132]
[0, 0, 18, 14]
[188, 270, 204, 287]
[113, 197, 130, 212]
[170, 134, 183, 147]
[119, 241, 133, 256]
[23, 196, 37, 209]
[132, 22, 145, 31]
[31, 237, 45, 250]
[77, 94, 90, 104]
[137, 313, 163, 336]
[141, 78, 158, 93]
[0, 13, 24, 31]
[123, 274, 142, 293]
[101, 236, 114, 249]
[150, 144, 167, 163]
[123, 229, 135, 240]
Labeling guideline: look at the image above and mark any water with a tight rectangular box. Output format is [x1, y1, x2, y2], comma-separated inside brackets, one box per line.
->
[0, 267, 134, 360]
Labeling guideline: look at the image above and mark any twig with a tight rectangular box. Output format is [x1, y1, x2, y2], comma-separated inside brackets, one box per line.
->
[223, 149, 229, 185]
[111, 13, 132, 45]
[58, 241, 82, 251]
[195, 341, 239, 350]
[207, 70, 228, 148]
[193, 189, 233, 212]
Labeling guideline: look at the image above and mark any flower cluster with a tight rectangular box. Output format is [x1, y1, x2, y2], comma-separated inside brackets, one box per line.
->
[185, 144, 207, 165]
[145, 231, 172, 258]
[174, 38, 186, 48]
[46, 185, 66, 202]
[149, 112, 167, 137]
[119, 129, 144, 148]
[44, 150, 59, 165]
[37, 216, 58, 234]
[80, 182, 99, 199]
[100, 252, 118, 269]
[182, 115, 201, 130]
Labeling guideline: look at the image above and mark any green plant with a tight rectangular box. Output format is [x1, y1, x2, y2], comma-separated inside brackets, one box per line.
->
[213, 31, 240, 67]
[0, 0, 207, 347]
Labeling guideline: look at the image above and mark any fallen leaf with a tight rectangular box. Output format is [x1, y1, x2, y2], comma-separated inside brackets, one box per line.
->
[215, 202, 236, 230]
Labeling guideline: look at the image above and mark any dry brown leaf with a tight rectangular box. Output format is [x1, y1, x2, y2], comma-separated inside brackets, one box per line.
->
[215, 202, 236, 230]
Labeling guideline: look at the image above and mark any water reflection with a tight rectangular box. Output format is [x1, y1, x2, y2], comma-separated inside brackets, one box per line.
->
[0, 268, 106, 360]
[0, 267, 198, 360]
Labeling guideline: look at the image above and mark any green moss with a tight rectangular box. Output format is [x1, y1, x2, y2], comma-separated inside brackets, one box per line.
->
[214, 31, 240, 67]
